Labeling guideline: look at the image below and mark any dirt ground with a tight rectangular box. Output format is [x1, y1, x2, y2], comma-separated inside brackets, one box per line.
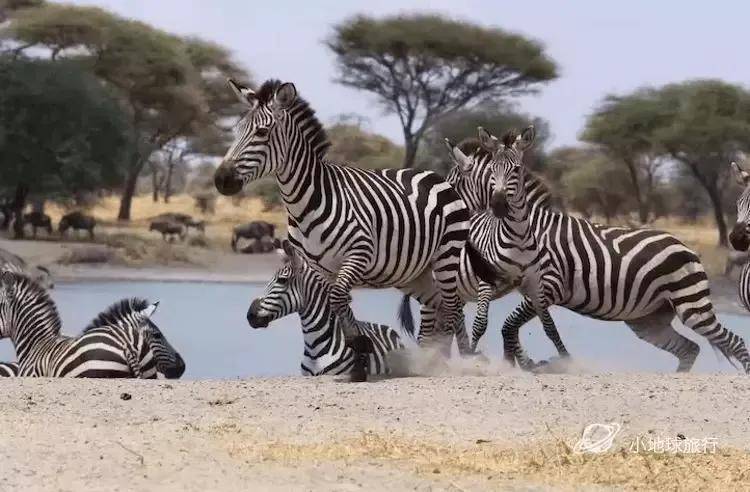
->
[1, 374, 749, 491]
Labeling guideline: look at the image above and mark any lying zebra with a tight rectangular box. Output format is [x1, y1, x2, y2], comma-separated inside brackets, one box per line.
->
[0, 272, 185, 378]
[247, 240, 405, 378]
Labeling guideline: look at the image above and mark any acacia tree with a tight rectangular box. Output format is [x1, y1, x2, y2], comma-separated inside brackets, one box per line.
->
[0, 56, 133, 237]
[327, 14, 557, 168]
[3, 4, 249, 220]
[582, 91, 669, 224]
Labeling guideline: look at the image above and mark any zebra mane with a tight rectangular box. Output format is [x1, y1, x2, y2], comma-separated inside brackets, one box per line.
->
[83, 297, 150, 332]
[501, 130, 519, 147]
[3, 272, 62, 331]
[257, 79, 331, 160]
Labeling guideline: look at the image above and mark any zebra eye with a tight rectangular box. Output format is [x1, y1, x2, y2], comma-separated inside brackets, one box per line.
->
[277, 276, 289, 285]
[255, 127, 270, 138]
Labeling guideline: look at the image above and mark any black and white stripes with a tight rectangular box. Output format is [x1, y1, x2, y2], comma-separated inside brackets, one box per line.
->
[214, 79, 470, 362]
[465, 128, 750, 373]
[0, 272, 185, 378]
[248, 241, 404, 376]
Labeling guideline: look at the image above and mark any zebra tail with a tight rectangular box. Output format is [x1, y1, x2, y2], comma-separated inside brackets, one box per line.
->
[465, 241, 502, 286]
[397, 294, 417, 341]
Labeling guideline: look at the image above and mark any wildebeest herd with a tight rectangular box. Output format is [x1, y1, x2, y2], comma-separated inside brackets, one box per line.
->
[3, 78, 750, 382]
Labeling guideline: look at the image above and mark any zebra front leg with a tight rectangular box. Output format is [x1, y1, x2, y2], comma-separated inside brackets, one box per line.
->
[470, 283, 494, 352]
[501, 297, 539, 369]
[539, 308, 569, 359]
[330, 257, 372, 382]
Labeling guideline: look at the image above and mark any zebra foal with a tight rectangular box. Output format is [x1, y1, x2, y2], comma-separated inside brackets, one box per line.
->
[248, 240, 405, 378]
[0, 272, 185, 378]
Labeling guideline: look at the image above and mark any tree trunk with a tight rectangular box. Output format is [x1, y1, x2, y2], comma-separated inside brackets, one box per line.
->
[402, 138, 417, 169]
[705, 183, 728, 247]
[164, 161, 175, 204]
[118, 158, 146, 221]
[11, 183, 28, 239]
[624, 158, 648, 224]
[151, 167, 160, 203]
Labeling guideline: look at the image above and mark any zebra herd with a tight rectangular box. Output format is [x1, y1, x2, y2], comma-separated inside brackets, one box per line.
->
[217, 78, 750, 381]
[3, 77, 750, 382]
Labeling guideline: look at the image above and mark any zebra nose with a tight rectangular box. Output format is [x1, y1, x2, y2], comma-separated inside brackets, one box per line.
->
[247, 299, 270, 328]
[490, 192, 509, 218]
[729, 223, 750, 251]
[214, 163, 243, 196]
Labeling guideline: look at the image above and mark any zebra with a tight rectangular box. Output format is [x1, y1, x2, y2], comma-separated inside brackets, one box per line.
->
[399, 138, 567, 353]
[463, 126, 750, 373]
[0, 247, 53, 289]
[247, 240, 405, 377]
[0, 361, 18, 376]
[729, 162, 750, 313]
[213, 79, 469, 380]
[0, 271, 186, 378]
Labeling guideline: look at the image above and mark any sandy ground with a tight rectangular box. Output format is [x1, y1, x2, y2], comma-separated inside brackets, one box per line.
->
[1, 374, 749, 491]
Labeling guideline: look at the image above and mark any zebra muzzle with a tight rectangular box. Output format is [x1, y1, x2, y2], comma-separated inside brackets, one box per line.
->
[247, 299, 272, 328]
[214, 164, 244, 196]
[729, 223, 750, 252]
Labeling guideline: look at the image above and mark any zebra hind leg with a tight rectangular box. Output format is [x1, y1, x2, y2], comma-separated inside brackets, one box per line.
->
[501, 297, 539, 369]
[626, 313, 699, 372]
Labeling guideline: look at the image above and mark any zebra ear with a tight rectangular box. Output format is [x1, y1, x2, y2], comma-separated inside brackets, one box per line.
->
[228, 78, 257, 107]
[139, 301, 159, 320]
[731, 162, 750, 186]
[273, 82, 297, 111]
[516, 125, 535, 153]
[444, 138, 472, 173]
[477, 127, 500, 154]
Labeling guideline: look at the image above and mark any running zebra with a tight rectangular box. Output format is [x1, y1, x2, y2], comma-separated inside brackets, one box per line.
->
[0, 272, 185, 378]
[464, 127, 750, 373]
[0, 247, 53, 289]
[400, 138, 563, 353]
[0, 361, 18, 376]
[214, 79, 469, 379]
[248, 240, 405, 377]
[729, 162, 750, 313]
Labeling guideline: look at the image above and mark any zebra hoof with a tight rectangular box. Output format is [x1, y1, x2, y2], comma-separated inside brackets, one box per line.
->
[350, 355, 368, 382]
[347, 334, 375, 354]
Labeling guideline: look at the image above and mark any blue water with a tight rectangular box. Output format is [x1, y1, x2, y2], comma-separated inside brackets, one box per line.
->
[1, 280, 748, 378]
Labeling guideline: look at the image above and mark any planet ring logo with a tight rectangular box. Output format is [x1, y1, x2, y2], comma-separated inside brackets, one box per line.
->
[573, 422, 622, 454]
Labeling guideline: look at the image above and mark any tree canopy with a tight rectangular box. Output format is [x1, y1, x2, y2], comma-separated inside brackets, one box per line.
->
[583, 80, 750, 245]
[327, 13, 557, 168]
[1, 2, 250, 220]
[0, 56, 133, 236]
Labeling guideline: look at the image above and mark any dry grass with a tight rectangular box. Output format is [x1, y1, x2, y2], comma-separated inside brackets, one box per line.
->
[223, 430, 750, 490]
[649, 217, 726, 277]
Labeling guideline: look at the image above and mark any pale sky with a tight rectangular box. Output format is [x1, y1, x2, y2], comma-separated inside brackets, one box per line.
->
[67, 0, 748, 150]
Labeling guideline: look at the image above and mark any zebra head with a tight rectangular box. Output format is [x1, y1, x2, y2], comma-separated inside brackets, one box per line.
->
[85, 299, 185, 379]
[730, 161, 750, 251]
[478, 126, 535, 219]
[247, 240, 306, 329]
[445, 139, 494, 214]
[214, 79, 298, 196]
[142, 318, 186, 379]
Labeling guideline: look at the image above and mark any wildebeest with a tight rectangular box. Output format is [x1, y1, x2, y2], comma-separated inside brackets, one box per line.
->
[149, 220, 186, 242]
[59, 211, 96, 239]
[239, 236, 276, 254]
[153, 213, 205, 234]
[231, 221, 275, 252]
[23, 211, 53, 237]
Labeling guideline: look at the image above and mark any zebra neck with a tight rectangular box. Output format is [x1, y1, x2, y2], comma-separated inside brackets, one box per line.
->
[10, 294, 61, 359]
[297, 279, 352, 360]
[275, 124, 327, 222]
